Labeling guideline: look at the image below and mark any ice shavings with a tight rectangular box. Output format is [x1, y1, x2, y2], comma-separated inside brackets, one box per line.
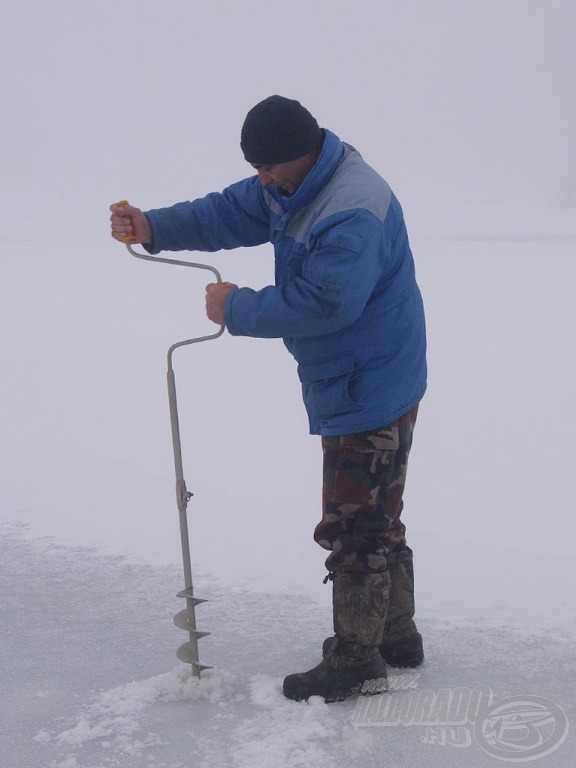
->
[37, 665, 237, 759]
[229, 674, 363, 768]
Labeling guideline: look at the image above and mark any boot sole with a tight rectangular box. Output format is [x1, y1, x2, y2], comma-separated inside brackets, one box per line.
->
[284, 679, 388, 703]
[283, 662, 388, 703]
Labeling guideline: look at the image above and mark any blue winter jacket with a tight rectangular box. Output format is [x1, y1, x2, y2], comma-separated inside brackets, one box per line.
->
[143, 130, 427, 435]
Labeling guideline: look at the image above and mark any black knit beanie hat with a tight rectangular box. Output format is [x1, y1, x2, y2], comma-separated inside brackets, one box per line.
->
[241, 95, 322, 165]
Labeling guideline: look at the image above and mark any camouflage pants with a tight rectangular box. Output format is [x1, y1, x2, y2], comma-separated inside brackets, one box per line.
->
[314, 405, 419, 574]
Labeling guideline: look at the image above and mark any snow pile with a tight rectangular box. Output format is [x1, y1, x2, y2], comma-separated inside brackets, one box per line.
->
[228, 675, 373, 768]
[38, 670, 377, 767]
[35, 665, 237, 760]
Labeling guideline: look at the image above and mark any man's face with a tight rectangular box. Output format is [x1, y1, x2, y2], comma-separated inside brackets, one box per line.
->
[251, 153, 317, 196]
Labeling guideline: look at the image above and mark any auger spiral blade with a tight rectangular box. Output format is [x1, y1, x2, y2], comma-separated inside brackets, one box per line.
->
[176, 589, 208, 605]
[173, 609, 211, 637]
[176, 642, 213, 672]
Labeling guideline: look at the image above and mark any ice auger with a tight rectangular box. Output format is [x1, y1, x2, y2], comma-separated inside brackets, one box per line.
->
[119, 204, 222, 677]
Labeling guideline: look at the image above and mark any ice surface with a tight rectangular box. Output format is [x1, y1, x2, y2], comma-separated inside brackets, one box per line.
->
[3, 217, 576, 768]
[3, 180, 576, 768]
[2, 530, 574, 768]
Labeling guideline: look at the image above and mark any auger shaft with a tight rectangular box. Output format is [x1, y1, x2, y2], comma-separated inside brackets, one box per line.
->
[123, 236, 223, 676]
[167, 355, 211, 676]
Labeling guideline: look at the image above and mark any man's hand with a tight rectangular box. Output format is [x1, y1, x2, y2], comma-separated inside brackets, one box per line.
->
[205, 282, 238, 325]
[109, 201, 153, 244]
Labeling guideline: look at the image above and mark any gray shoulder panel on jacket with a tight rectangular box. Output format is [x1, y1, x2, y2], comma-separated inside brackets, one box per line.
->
[287, 145, 392, 244]
[262, 189, 284, 217]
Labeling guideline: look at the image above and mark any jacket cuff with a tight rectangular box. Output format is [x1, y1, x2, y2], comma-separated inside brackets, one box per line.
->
[141, 213, 159, 254]
[224, 291, 240, 335]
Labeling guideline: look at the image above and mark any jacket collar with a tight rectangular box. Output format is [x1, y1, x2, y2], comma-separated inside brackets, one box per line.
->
[265, 130, 344, 214]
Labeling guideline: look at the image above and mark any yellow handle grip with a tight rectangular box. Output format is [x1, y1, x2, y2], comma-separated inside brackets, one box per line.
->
[116, 199, 135, 243]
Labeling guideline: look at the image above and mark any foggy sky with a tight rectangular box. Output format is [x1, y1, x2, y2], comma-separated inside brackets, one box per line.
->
[2, 0, 575, 243]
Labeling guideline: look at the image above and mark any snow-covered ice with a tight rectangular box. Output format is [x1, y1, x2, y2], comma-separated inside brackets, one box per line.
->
[2, 500, 575, 767]
[3, 215, 576, 768]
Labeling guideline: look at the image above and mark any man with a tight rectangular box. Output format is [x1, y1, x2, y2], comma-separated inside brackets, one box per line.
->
[110, 95, 427, 702]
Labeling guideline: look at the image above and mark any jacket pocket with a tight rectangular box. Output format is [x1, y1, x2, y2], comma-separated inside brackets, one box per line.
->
[297, 354, 360, 419]
[275, 241, 307, 285]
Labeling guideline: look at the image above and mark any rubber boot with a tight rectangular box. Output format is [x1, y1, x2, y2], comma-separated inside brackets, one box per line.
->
[283, 572, 389, 702]
[379, 548, 424, 667]
[322, 549, 424, 667]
